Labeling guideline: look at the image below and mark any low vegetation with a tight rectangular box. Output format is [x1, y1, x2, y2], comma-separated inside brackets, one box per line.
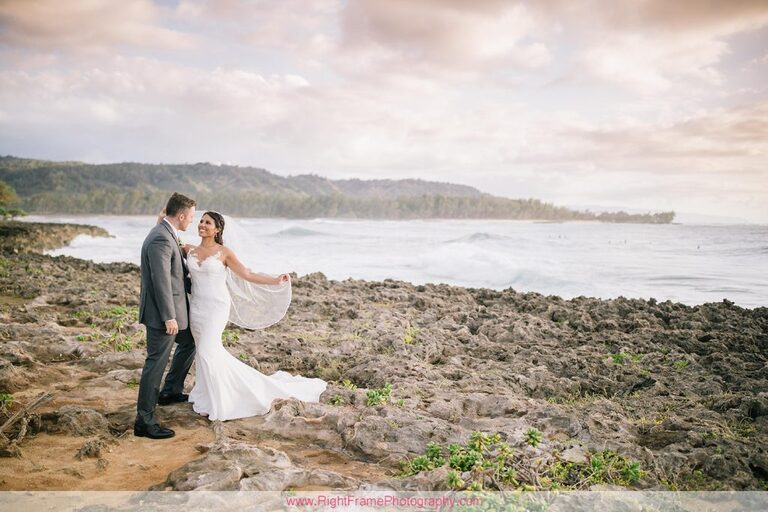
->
[400, 431, 645, 491]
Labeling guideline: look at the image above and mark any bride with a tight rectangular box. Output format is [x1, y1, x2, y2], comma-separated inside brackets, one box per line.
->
[180, 210, 326, 421]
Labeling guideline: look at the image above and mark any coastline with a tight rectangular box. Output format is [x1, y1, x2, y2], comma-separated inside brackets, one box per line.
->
[19, 215, 768, 309]
[0, 221, 766, 491]
[0, 220, 109, 255]
[24, 212, 762, 226]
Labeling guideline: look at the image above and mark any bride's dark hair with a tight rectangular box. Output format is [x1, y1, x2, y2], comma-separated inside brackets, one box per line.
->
[205, 211, 225, 245]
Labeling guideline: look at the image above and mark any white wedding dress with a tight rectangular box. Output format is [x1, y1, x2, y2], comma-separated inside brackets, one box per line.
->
[186, 250, 327, 421]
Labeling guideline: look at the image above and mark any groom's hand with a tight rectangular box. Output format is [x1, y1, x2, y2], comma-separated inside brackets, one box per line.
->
[165, 319, 179, 335]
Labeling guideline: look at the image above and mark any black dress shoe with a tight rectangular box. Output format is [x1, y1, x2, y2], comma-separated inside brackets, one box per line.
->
[134, 422, 175, 439]
[158, 393, 189, 405]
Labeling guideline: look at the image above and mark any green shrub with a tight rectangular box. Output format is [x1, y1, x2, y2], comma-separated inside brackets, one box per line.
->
[0, 393, 13, 408]
[222, 329, 241, 346]
[446, 470, 464, 489]
[115, 339, 133, 352]
[400, 432, 644, 491]
[543, 449, 645, 488]
[524, 427, 543, 447]
[403, 324, 419, 344]
[366, 383, 392, 406]
[611, 353, 626, 364]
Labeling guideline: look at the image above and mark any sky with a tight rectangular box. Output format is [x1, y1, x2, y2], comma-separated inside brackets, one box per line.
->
[0, 1, 766, 222]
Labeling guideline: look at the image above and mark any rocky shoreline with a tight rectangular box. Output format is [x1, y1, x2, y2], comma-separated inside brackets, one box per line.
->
[0, 221, 109, 255]
[0, 221, 766, 491]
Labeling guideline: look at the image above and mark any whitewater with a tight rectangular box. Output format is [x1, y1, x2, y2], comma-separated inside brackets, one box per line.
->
[26, 215, 767, 309]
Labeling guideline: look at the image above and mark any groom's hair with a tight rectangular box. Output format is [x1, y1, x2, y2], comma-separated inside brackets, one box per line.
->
[165, 192, 196, 217]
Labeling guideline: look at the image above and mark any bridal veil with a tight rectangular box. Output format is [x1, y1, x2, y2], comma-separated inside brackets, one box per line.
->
[217, 213, 292, 330]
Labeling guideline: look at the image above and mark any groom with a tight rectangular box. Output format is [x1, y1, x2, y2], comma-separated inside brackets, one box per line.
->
[135, 192, 197, 439]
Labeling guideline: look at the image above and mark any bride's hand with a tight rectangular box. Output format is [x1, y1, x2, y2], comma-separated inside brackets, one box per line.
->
[156, 207, 166, 225]
[277, 273, 290, 284]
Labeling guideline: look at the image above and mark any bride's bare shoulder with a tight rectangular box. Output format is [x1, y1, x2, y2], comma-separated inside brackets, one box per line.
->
[221, 245, 244, 265]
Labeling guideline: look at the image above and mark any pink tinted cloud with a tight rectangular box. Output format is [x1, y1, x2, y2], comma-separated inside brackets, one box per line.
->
[534, 0, 768, 34]
[175, 0, 340, 56]
[0, 0, 196, 53]
[534, 0, 768, 93]
[339, 0, 551, 74]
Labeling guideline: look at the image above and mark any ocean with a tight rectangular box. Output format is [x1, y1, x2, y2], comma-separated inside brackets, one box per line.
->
[25, 215, 768, 309]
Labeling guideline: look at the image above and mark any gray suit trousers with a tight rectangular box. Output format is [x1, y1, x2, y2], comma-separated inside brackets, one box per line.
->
[135, 326, 195, 426]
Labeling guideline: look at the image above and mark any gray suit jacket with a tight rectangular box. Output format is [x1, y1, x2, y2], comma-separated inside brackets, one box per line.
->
[139, 221, 189, 330]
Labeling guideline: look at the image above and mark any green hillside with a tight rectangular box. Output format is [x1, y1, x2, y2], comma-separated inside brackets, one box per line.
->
[0, 156, 674, 222]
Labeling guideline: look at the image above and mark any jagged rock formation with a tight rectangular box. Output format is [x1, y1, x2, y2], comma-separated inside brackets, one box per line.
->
[0, 222, 764, 491]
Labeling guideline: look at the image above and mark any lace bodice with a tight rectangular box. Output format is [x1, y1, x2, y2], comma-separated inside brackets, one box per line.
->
[188, 250, 229, 305]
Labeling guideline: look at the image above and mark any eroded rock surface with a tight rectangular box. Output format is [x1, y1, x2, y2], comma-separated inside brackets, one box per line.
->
[0, 221, 766, 491]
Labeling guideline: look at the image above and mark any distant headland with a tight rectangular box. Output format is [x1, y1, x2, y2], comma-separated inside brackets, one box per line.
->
[0, 156, 674, 223]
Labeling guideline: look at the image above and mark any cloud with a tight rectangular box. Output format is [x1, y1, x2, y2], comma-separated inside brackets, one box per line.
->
[338, 0, 551, 78]
[1, 57, 765, 221]
[0, 0, 195, 53]
[0, 1, 766, 221]
[175, 0, 340, 57]
[532, 0, 768, 94]
[3, 55, 764, 176]
[577, 33, 727, 94]
[532, 0, 768, 35]
[554, 101, 768, 164]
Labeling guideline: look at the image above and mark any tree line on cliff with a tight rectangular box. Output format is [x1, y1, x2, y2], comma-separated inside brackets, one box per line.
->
[0, 157, 674, 223]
